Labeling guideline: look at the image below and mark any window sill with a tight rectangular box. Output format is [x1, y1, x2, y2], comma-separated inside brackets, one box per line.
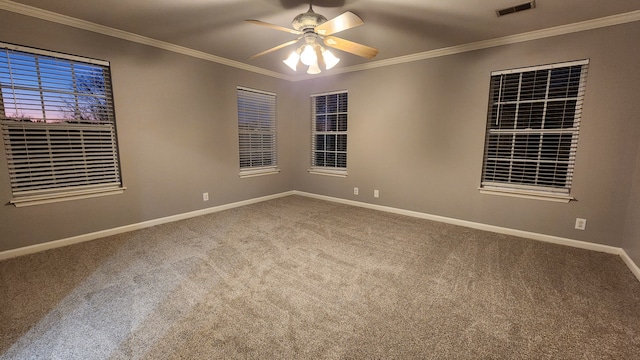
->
[10, 186, 126, 207]
[308, 168, 348, 178]
[479, 187, 573, 203]
[239, 168, 280, 178]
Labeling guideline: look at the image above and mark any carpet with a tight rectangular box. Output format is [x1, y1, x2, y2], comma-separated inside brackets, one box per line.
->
[1, 195, 639, 359]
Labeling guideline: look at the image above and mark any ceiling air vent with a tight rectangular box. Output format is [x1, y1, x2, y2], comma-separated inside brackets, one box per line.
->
[496, 1, 536, 17]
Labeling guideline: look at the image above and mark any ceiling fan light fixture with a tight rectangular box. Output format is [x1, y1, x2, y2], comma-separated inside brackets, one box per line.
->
[300, 44, 317, 66]
[322, 49, 340, 70]
[307, 62, 321, 75]
[247, 6, 377, 74]
[283, 51, 300, 71]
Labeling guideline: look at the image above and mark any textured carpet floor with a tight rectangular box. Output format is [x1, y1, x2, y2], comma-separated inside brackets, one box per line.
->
[1, 195, 639, 359]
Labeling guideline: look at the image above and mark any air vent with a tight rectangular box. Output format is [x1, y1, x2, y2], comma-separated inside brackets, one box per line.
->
[496, 1, 536, 17]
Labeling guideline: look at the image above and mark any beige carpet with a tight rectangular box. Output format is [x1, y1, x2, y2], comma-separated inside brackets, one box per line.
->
[1, 195, 639, 359]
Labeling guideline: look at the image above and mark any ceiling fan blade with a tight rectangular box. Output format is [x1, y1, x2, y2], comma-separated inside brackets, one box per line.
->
[245, 19, 302, 35]
[249, 38, 302, 59]
[314, 11, 364, 36]
[324, 36, 379, 59]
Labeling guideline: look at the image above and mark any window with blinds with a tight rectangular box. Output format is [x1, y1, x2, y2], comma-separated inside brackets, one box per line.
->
[0, 43, 123, 206]
[237, 87, 278, 176]
[311, 91, 348, 174]
[480, 59, 589, 200]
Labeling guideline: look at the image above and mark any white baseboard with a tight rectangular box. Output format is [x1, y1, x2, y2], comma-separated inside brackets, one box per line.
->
[2, 190, 639, 283]
[293, 191, 640, 282]
[620, 250, 640, 281]
[0, 191, 294, 261]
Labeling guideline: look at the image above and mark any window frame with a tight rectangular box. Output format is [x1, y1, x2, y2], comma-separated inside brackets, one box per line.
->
[236, 86, 279, 178]
[479, 59, 589, 202]
[0, 42, 124, 207]
[309, 90, 348, 177]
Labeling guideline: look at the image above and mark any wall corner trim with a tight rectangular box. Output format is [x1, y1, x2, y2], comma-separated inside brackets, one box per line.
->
[292, 191, 640, 283]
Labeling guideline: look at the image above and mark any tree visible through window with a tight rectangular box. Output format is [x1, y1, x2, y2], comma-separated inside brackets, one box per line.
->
[311, 91, 348, 172]
[0, 43, 122, 206]
[480, 60, 589, 199]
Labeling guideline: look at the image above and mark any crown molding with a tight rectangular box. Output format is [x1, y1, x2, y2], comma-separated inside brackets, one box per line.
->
[1, 0, 638, 82]
[0, 0, 296, 81]
[297, 9, 640, 81]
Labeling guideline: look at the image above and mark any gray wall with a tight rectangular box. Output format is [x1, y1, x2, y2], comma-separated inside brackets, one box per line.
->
[292, 22, 640, 250]
[1, 9, 640, 268]
[0, 12, 295, 252]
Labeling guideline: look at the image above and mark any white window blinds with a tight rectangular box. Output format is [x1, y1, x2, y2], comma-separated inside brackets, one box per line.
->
[480, 59, 589, 197]
[237, 87, 277, 172]
[311, 91, 348, 170]
[0, 43, 122, 204]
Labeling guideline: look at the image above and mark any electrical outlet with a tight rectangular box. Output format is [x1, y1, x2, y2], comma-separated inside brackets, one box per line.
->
[575, 218, 586, 230]
[354, 187, 359, 195]
[374, 189, 379, 198]
[203, 192, 209, 201]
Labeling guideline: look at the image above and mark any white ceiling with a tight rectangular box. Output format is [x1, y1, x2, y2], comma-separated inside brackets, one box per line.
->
[2, 0, 639, 77]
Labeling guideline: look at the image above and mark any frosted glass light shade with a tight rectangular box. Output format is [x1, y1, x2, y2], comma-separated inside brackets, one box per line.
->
[322, 49, 340, 70]
[283, 51, 299, 71]
[300, 45, 317, 66]
[307, 62, 321, 74]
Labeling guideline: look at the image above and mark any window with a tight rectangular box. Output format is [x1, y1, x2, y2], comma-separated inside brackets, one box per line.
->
[310, 91, 348, 176]
[480, 59, 589, 202]
[237, 87, 278, 177]
[0, 43, 123, 206]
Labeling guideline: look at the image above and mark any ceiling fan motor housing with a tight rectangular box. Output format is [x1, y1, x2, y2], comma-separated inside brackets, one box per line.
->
[292, 6, 328, 31]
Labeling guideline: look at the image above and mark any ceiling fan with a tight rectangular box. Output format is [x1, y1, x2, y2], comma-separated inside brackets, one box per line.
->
[246, 3, 378, 74]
